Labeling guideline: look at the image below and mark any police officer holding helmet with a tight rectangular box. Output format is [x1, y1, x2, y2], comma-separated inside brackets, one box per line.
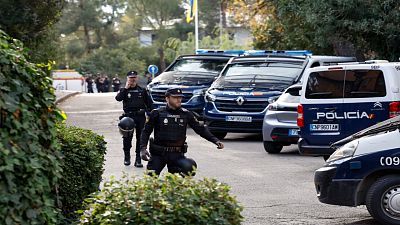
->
[116, 71, 152, 167]
[139, 88, 224, 176]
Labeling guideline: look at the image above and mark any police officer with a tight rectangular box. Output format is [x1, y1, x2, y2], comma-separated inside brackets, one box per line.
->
[139, 88, 224, 176]
[116, 71, 152, 167]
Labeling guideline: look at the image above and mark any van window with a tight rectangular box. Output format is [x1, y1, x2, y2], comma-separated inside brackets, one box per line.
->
[305, 71, 345, 99]
[344, 70, 386, 98]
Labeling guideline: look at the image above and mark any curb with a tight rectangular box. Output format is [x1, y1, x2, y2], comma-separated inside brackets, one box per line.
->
[55, 91, 80, 105]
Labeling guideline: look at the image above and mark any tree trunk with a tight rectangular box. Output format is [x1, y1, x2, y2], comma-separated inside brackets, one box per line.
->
[158, 47, 166, 71]
[220, 0, 228, 28]
[79, 0, 91, 54]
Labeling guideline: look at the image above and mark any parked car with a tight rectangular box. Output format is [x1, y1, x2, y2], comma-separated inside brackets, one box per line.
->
[262, 84, 301, 153]
[147, 50, 243, 116]
[315, 115, 400, 225]
[298, 60, 400, 157]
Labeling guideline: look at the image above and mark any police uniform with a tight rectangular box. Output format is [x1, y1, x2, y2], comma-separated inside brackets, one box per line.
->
[115, 71, 152, 167]
[140, 88, 221, 175]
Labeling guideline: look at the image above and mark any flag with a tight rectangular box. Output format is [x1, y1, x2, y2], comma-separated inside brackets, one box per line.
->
[186, 0, 197, 23]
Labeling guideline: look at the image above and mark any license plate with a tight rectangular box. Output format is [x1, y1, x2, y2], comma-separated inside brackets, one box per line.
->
[310, 124, 339, 131]
[288, 129, 299, 136]
[225, 116, 252, 122]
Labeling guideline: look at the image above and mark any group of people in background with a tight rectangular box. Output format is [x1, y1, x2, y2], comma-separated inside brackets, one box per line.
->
[85, 74, 122, 93]
[85, 71, 154, 93]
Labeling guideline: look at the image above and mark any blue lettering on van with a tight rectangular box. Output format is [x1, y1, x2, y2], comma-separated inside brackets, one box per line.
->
[316, 111, 371, 120]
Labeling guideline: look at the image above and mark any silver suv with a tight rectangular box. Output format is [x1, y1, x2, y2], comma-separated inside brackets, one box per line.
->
[262, 84, 301, 153]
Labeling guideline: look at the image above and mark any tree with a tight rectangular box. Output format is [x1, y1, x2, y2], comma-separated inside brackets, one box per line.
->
[127, 0, 184, 70]
[0, 0, 65, 62]
[229, 0, 400, 61]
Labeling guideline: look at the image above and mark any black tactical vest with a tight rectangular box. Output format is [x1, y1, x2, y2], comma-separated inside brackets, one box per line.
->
[155, 109, 188, 142]
[124, 88, 146, 111]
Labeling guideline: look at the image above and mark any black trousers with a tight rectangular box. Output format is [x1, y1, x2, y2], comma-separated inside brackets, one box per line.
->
[147, 152, 185, 175]
[87, 86, 93, 93]
[122, 114, 146, 156]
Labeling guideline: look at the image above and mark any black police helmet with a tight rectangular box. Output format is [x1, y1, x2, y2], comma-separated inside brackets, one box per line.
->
[176, 157, 197, 176]
[118, 117, 135, 137]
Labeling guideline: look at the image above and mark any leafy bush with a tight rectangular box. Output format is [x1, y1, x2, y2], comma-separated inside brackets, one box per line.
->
[78, 174, 243, 225]
[56, 124, 107, 221]
[0, 29, 63, 224]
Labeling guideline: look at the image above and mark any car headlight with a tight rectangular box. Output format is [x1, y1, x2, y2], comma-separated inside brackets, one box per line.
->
[205, 93, 216, 102]
[326, 140, 359, 163]
[193, 88, 207, 96]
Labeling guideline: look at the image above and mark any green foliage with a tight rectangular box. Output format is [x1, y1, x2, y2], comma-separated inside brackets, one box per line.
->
[0, 0, 65, 42]
[79, 37, 147, 75]
[0, 29, 63, 225]
[78, 174, 244, 225]
[164, 32, 250, 62]
[56, 124, 107, 221]
[0, 0, 65, 62]
[237, 0, 400, 60]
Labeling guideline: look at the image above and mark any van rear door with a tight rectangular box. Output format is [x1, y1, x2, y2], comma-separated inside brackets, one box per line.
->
[342, 68, 389, 137]
[302, 69, 346, 146]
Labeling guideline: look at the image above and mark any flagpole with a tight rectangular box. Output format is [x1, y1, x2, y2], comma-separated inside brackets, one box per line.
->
[195, 0, 199, 50]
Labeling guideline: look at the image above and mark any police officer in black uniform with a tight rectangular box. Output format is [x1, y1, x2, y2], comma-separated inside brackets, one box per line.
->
[139, 88, 224, 176]
[116, 71, 152, 167]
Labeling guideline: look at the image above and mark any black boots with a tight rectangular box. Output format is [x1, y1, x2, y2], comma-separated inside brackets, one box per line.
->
[124, 151, 131, 166]
[134, 155, 143, 168]
[124, 151, 143, 167]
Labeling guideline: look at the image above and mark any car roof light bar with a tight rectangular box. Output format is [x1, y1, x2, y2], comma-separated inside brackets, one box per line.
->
[195, 49, 246, 56]
[245, 50, 312, 56]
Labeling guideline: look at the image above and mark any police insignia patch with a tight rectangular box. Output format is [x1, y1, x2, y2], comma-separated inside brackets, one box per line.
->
[164, 118, 168, 124]
[128, 93, 131, 98]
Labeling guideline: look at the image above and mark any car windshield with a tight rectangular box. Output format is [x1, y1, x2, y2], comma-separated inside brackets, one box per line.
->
[215, 62, 303, 89]
[167, 58, 228, 74]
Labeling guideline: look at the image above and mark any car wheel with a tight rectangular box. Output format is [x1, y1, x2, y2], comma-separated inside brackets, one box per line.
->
[263, 141, 283, 154]
[366, 175, 400, 225]
[211, 131, 227, 140]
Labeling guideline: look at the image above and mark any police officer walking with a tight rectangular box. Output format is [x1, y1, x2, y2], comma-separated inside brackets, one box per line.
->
[139, 88, 224, 176]
[116, 71, 152, 167]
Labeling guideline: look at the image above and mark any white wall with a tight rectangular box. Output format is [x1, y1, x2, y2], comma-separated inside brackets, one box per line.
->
[139, 32, 153, 47]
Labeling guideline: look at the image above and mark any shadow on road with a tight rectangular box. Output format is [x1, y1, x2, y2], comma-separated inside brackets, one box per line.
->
[342, 219, 379, 225]
[223, 133, 263, 142]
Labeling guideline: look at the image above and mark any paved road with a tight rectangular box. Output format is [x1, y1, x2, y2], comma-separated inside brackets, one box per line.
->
[59, 92, 379, 225]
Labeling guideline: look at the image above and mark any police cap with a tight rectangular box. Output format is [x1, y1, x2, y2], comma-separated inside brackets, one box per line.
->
[127, 71, 138, 78]
[165, 88, 184, 97]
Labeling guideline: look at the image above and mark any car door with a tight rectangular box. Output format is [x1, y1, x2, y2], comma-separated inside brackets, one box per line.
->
[342, 68, 389, 138]
[302, 68, 346, 146]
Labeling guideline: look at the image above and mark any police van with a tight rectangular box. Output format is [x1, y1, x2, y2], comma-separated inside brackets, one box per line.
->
[315, 115, 400, 225]
[204, 50, 355, 139]
[147, 50, 243, 116]
[298, 61, 400, 157]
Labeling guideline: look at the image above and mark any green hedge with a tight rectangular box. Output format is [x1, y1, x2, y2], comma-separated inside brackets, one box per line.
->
[56, 124, 107, 221]
[78, 174, 243, 225]
[0, 30, 63, 224]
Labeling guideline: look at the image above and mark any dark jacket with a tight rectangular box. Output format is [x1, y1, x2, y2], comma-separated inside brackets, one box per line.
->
[140, 105, 219, 148]
[115, 85, 152, 113]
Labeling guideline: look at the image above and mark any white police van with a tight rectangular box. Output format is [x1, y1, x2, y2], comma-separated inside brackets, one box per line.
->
[315, 115, 400, 225]
[298, 61, 400, 157]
